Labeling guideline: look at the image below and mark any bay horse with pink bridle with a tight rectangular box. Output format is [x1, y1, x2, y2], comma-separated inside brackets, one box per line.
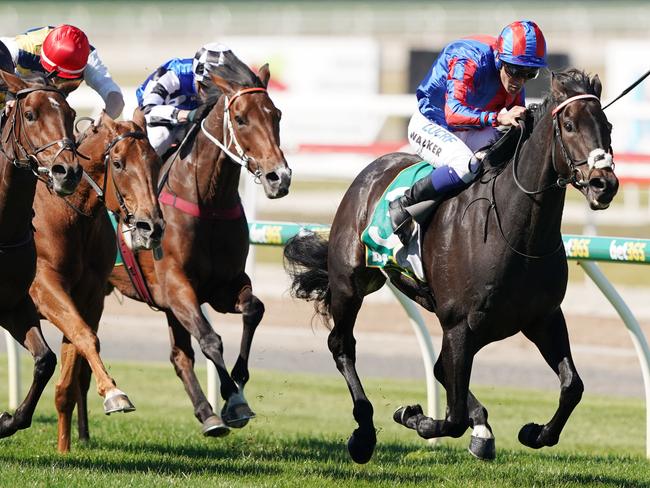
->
[0, 71, 82, 439]
[30, 113, 164, 452]
[82, 54, 291, 438]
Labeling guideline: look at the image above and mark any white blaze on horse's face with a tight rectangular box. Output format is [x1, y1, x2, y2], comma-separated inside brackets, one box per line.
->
[588, 148, 613, 170]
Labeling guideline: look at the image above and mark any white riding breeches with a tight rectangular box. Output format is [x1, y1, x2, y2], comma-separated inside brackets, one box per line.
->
[407, 110, 500, 183]
[147, 124, 187, 156]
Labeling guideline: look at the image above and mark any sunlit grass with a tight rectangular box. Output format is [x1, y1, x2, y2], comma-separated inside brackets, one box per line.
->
[0, 357, 647, 487]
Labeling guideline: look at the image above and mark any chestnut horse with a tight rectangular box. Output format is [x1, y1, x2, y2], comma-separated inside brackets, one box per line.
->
[30, 113, 164, 452]
[97, 55, 291, 437]
[284, 70, 619, 462]
[0, 71, 82, 438]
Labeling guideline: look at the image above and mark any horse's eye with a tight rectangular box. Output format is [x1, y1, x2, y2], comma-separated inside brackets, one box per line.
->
[24, 111, 35, 121]
[113, 159, 123, 170]
[563, 120, 574, 132]
[234, 115, 247, 127]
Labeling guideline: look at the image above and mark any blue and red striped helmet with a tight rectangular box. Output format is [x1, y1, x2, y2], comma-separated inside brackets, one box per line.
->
[496, 20, 547, 68]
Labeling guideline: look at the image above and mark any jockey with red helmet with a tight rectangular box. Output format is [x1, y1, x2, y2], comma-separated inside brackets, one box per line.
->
[0, 25, 124, 118]
[390, 20, 547, 246]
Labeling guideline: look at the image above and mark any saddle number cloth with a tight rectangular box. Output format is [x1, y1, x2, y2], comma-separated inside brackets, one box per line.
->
[360, 161, 433, 283]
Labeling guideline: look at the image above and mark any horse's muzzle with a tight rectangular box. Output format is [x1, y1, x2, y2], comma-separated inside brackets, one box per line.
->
[50, 163, 82, 196]
[261, 164, 292, 199]
[586, 168, 619, 210]
[131, 215, 165, 251]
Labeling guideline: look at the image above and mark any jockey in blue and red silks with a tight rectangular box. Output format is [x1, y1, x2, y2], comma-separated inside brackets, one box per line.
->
[390, 20, 548, 245]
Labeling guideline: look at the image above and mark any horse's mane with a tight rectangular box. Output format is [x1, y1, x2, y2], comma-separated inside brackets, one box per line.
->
[181, 51, 264, 159]
[483, 68, 596, 169]
[199, 50, 264, 106]
[530, 68, 596, 123]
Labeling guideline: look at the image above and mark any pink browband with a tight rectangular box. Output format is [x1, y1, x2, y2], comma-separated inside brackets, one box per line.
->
[551, 94, 600, 117]
[226, 87, 267, 110]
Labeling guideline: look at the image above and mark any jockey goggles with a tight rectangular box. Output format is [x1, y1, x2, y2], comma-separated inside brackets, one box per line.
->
[503, 62, 540, 81]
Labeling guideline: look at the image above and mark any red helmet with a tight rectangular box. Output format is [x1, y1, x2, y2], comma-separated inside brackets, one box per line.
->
[40, 25, 90, 79]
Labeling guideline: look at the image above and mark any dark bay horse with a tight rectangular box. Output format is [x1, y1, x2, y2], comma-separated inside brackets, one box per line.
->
[0, 71, 83, 438]
[102, 57, 291, 437]
[30, 113, 164, 452]
[284, 70, 619, 463]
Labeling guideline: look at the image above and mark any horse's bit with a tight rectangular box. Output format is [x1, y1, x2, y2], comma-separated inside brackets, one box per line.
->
[200, 87, 268, 181]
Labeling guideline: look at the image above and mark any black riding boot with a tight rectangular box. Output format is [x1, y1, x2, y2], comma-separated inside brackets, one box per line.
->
[389, 175, 443, 246]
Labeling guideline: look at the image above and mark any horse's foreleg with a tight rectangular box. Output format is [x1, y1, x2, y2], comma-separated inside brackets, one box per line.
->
[0, 298, 56, 438]
[166, 311, 230, 437]
[30, 271, 134, 414]
[220, 279, 263, 429]
[396, 326, 472, 441]
[328, 291, 376, 464]
[520, 309, 583, 449]
[433, 349, 495, 460]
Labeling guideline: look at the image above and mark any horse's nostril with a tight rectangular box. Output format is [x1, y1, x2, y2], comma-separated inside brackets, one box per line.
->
[589, 177, 606, 191]
[135, 220, 153, 233]
[265, 171, 279, 183]
[51, 164, 66, 176]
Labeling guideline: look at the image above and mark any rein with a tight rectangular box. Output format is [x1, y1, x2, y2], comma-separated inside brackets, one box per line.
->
[486, 93, 613, 259]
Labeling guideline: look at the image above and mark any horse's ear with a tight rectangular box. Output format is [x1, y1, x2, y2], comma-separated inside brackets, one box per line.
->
[550, 71, 566, 99]
[131, 106, 147, 135]
[208, 73, 236, 96]
[257, 63, 270, 88]
[590, 74, 603, 99]
[0, 70, 27, 94]
[100, 110, 116, 130]
[55, 78, 83, 97]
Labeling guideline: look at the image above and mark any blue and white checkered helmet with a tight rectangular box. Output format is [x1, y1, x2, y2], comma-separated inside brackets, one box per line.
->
[192, 42, 230, 84]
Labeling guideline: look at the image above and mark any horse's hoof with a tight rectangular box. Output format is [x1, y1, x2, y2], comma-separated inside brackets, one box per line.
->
[347, 428, 376, 464]
[0, 412, 17, 439]
[518, 422, 544, 449]
[468, 435, 496, 460]
[104, 393, 136, 415]
[392, 404, 423, 427]
[221, 402, 255, 429]
[202, 415, 230, 437]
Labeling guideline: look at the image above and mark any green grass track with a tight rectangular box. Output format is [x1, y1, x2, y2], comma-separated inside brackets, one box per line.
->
[0, 358, 647, 487]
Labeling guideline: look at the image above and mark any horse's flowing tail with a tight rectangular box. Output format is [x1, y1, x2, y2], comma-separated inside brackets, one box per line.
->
[283, 232, 332, 325]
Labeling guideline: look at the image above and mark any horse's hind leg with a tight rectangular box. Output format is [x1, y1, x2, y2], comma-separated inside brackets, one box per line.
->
[166, 311, 230, 437]
[214, 277, 263, 429]
[519, 309, 583, 449]
[54, 338, 83, 452]
[76, 358, 92, 442]
[0, 298, 56, 438]
[328, 285, 376, 464]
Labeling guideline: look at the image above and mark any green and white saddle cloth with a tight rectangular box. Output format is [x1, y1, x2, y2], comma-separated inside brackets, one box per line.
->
[360, 161, 433, 283]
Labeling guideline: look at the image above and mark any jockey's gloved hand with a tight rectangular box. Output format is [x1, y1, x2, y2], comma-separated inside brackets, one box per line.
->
[187, 103, 212, 123]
